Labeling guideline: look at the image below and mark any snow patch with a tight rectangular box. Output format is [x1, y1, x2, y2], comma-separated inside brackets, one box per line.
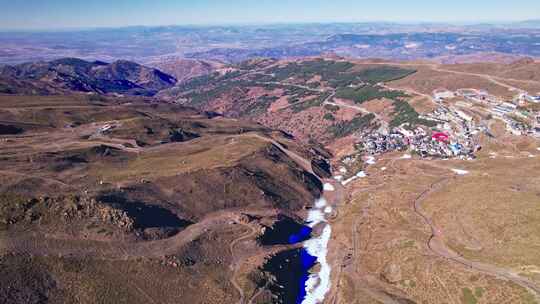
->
[314, 198, 327, 209]
[365, 156, 376, 165]
[339, 167, 347, 174]
[400, 154, 412, 159]
[306, 208, 325, 225]
[451, 169, 469, 175]
[356, 171, 367, 178]
[302, 224, 332, 304]
[381, 167, 387, 171]
[303, 196, 332, 304]
[341, 171, 366, 186]
[323, 183, 335, 192]
[333, 175, 343, 181]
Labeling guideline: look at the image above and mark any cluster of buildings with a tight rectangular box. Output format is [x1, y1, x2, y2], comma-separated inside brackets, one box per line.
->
[358, 123, 479, 160]
[356, 90, 491, 159]
[519, 93, 540, 104]
[351, 87, 539, 162]
[434, 89, 540, 138]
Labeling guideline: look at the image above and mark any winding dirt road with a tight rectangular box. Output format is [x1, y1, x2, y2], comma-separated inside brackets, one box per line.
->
[229, 221, 259, 304]
[353, 61, 537, 93]
[413, 177, 540, 297]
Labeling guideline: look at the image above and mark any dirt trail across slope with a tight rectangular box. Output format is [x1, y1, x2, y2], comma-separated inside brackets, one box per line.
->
[354, 61, 533, 93]
[413, 177, 540, 298]
[0, 209, 278, 260]
[229, 221, 259, 304]
[327, 153, 540, 303]
[245, 132, 316, 176]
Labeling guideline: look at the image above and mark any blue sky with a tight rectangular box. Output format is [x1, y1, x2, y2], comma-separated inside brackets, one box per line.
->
[1, 0, 539, 29]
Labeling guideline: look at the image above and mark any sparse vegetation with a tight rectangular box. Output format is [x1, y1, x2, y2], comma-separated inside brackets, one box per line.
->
[474, 287, 484, 298]
[243, 95, 279, 115]
[461, 287, 478, 304]
[323, 113, 336, 121]
[185, 80, 251, 105]
[335, 85, 408, 104]
[390, 100, 437, 128]
[327, 113, 375, 138]
[291, 92, 330, 113]
[324, 104, 340, 113]
[266, 60, 415, 88]
[269, 59, 353, 82]
[350, 66, 416, 84]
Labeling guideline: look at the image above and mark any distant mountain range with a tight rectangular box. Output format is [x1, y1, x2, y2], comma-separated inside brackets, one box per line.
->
[0, 58, 177, 95]
[1, 22, 539, 65]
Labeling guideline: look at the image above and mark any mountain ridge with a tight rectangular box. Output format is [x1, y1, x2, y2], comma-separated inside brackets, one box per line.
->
[0, 58, 177, 96]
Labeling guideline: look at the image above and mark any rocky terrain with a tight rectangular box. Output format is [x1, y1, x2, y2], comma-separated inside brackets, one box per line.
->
[1, 55, 540, 304]
[0, 92, 334, 303]
[144, 57, 223, 83]
[0, 58, 177, 96]
[158, 57, 422, 144]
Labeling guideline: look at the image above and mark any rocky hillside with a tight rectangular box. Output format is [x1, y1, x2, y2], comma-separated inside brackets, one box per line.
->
[158, 57, 424, 144]
[145, 57, 223, 83]
[0, 58, 177, 96]
[0, 93, 330, 303]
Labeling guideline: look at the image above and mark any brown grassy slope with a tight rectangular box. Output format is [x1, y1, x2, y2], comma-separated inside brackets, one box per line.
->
[443, 58, 540, 81]
[389, 64, 514, 98]
[0, 94, 328, 303]
[329, 145, 540, 304]
[0, 95, 323, 221]
[422, 136, 540, 274]
[1, 224, 242, 304]
[441, 58, 540, 93]
[145, 57, 222, 83]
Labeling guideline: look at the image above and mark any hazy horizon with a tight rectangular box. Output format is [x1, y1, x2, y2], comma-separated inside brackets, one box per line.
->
[1, 0, 540, 30]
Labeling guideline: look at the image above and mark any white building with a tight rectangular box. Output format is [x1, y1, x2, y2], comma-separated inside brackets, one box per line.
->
[434, 90, 455, 101]
[455, 110, 473, 122]
[501, 102, 518, 110]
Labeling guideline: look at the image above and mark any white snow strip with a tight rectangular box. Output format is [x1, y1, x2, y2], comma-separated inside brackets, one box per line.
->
[302, 224, 332, 304]
[451, 169, 469, 175]
[356, 171, 367, 178]
[314, 197, 327, 209]
[365, 156, 376, 165]
[306, 209, 325, 227]
[341, 171, 366, 186]
[537, 147, 540, 151]
[381, 167, 387, 171]
[333, 175, 343, 181]
[302, 180, 335, 304]
[323, 183, 335, 192]
[400, 154, 412, 159]
[341, 177, 356, 186]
